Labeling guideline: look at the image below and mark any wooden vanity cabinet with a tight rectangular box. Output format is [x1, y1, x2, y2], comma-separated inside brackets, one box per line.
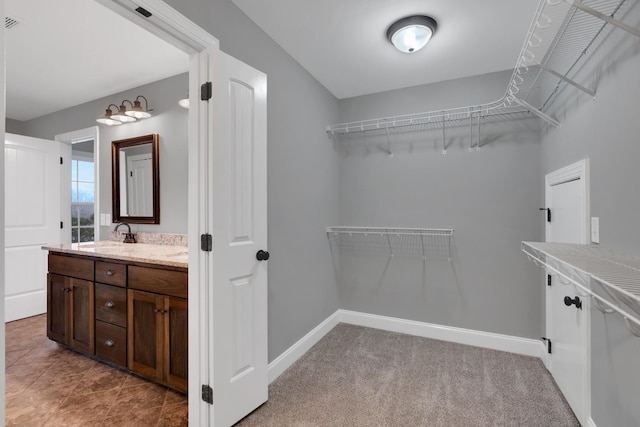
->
[47, 252, 187, 393]
[47, 255, 95, 355]
[128, 266, 188, 393]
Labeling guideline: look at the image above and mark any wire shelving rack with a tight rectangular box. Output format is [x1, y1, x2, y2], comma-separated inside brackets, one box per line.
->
[326, 227, 454, 260]
[522, 241, 640, 338]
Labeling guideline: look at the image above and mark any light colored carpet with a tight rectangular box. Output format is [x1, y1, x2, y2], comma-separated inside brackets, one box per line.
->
[237, 324, 579, 426]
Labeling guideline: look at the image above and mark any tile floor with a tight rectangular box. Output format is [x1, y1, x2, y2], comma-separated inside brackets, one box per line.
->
[5, 314, 188, 426]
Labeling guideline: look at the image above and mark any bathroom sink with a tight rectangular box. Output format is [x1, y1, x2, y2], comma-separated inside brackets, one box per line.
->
[78, 241, 123, 249]
[167, 252, 189, 260]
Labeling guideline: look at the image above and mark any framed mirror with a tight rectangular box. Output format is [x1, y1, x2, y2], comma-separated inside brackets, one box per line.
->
[112, 134, 160, 224]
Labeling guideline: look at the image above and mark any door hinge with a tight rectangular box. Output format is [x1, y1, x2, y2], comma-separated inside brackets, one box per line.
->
[60, 221, 64, 229]
[547, 274, 552, 287]
[539, 207, 551, 222]
[135, 6, 152, 18]
[200, 233, 213, 252]
[201, 384, 213, 405]
[60, 157, 64, 165]
[201, 81, 212, 101]
[541, 337, 552, 354]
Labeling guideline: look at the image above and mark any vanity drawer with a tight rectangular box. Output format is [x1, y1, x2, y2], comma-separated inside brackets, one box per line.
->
[95, 283, 127, 327]
[128, 266, 187, 298]
[96, 321, 127, 367]
[48, 254, 94, 281]
[95, 261, 127, 287]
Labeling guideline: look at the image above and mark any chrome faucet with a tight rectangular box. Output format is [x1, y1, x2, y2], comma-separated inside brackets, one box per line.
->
[114, 222, 136, 243]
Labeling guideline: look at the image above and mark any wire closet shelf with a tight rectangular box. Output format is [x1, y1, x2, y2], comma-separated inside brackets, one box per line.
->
[327, 227, 454, 260]
[522, 241, 640, 338]
[326, 0, 640, 147]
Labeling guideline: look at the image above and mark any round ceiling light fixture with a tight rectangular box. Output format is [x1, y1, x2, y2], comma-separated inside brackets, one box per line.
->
[386, 15, 437, 54]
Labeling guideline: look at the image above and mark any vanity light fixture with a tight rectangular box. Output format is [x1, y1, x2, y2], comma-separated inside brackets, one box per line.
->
[387, 15, 437, 54]
[96, 95, 153, 126]
[112, 101, 137, 123]
[125, 95, 152, 119]
[96, 104, 122, 126]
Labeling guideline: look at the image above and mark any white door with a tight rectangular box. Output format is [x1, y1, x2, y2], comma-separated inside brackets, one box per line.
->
[545, 160, 589, 425]
[210, 51, 268, 426]
[127, 154, 153, 216]
[4, 133, 66, 321]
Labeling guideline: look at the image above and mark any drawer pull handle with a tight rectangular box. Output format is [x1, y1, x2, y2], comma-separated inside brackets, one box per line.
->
[105, 339, 115, 347]
[105, 269, 115, 277]
[63, 287, 71, 293]
[105, 301, 115, 308]
[153, 308, 167, 314]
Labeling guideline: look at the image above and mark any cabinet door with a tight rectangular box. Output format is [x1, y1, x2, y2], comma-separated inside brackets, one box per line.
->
[47, 273, 68, 344]
[69, 278, 95, 354]
[128, 289, 163, 381]
[164, 297, 188, 392]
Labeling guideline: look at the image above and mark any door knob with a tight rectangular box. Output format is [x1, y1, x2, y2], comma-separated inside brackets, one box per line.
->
[564, 296, 582, 309]
[256, 250, 270, 261]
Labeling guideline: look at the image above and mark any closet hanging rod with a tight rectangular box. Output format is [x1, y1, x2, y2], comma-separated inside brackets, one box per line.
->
[327, 226, 453, 237]
[326, 101, 538, 136]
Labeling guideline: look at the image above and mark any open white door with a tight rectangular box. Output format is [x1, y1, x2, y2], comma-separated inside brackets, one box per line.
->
[544, 159, 590, 425]
[209, 51, 268, 426]
[4, 133, 67, 321]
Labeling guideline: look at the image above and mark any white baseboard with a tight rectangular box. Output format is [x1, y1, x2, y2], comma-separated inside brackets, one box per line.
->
[338, 310, 542, 357]
[268, 309, 543, 383]
[268, 310, 341, 383]
[586, 417, 597, 427]
[4, 291, 46, 322]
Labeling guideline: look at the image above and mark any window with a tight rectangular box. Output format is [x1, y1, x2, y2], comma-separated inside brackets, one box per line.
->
[71, 158, 95, 243]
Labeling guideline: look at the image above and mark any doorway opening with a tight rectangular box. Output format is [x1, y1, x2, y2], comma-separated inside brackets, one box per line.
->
[71, 140, 96, 243]
[55, 126, 100, 245]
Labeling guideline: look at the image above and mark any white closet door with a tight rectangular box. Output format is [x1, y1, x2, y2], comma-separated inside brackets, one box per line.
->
[5, 133, 64, 321]
[545, 160, 589, 426]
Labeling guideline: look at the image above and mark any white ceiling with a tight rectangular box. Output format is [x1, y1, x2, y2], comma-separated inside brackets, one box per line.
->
[231, 0, 541, 99]
[5, 0, 189, 121]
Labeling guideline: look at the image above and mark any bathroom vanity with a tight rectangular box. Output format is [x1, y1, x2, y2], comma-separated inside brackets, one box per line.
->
[43, 241, 188, 393]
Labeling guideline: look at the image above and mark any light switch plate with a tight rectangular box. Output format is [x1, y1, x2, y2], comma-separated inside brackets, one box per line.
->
[591, 217, 600, 244]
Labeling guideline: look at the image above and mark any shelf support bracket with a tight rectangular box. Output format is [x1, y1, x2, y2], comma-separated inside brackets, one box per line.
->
[540, 65, 596, 97]
[325, 126, 337, 144]
[441, 114, 447, 155]
[567, 0, 640, 38]
[514, 98, 561, 128]
[384, 125, 394, 157]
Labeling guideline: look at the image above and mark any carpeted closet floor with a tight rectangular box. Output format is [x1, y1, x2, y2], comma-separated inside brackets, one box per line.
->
[237, 323, 579, 426]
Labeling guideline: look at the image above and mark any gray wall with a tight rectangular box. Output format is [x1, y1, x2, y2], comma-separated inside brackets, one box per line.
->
[0, 0, 6, 416]
[539, 3, 640, 425]
[6, 118, 25, 135]
[148, 0, 343, 361]
[336, 70, 544, 339]
[16, 73, 190, 238]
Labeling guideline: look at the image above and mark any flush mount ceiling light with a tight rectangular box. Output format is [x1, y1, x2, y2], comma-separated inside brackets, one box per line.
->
[96, 95, 153, 126]
[386, 15, 437, 54]
[178, 95, 189, 109]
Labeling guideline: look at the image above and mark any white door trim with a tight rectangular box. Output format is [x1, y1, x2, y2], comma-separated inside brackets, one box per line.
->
[93, 1, 219, 425]
[55, 126, 100, 244]
[544, 158, 591, 425]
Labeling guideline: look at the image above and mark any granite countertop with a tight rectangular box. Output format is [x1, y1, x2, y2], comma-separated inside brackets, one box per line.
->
[42, 241, 188, 269]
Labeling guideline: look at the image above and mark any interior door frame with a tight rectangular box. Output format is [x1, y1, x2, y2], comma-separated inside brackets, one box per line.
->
[94, 1, 219, 424]
[55, 126, 100, 244]
[544, 158, 591, 424]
